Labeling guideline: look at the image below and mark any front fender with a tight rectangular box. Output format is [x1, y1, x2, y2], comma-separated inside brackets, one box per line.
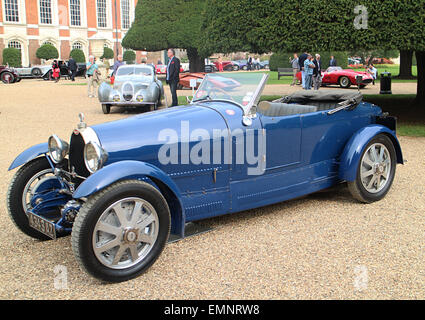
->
[73, 160, 185, 237]
[339, 125, 403, 182]
[73, 160, 182, 199]
[9, 143, 48, 171]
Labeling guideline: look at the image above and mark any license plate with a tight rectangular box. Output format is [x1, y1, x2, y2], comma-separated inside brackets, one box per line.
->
[28, 212, 56, 240]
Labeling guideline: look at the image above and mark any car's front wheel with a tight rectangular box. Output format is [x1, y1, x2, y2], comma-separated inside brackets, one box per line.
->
[7, 157, 56, 240]
[102, 104, 111, 114]
[339, 76, 351, 88]
[347, 134, 396, 203]
[71, 180, 171, 282]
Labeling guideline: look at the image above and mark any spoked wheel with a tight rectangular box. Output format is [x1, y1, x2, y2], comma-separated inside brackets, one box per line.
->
[348, 134, 396, 203]
[339, 76, 351, 88]
[1, 72, 15, 84]
[7, 157, 56, 240]
[71, 180, 170, 282]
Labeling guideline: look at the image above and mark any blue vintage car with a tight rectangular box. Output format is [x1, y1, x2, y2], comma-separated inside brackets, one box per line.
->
[7, 72, 403, 282]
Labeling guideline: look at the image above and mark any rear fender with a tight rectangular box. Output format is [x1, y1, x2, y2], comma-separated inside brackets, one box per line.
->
[339, 125, 403, 182]
[8, 143, 48, 171]
[73, 160, 185, 237]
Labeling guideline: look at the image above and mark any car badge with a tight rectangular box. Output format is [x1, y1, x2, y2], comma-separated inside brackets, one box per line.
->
[77, 113, 87, 129]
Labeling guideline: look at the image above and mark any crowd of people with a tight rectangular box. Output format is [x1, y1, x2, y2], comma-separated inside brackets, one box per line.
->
[289, 52, 326, 90]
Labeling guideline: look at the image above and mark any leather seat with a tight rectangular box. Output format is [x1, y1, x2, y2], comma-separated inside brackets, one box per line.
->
[258, 101, 318, 117]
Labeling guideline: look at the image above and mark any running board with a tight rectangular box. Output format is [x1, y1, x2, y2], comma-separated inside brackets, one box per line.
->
[168, 222, 213, 243]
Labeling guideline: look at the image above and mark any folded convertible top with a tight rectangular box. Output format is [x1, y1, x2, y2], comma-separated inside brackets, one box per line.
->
[276, 90, 363, 105]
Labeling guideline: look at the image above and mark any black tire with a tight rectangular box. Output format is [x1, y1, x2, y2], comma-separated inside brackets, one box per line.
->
[71, 180, 171, 282]
[233, 65, 240, 71]
[102, 104, 111, 114]
[339, 76, 351, 88]
[31, 68, 42, 77]
[7, 157, 53, 240]
[347, 134, 397, 203]
[1, 71, 15, 84]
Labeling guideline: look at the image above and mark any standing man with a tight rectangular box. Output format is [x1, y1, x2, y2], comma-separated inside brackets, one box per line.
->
[86, 56, 99, 98]
[329, 55, 337, 67]
[166, 48, 181, 107]
[303, 54, 315, 90]
[290, 53, 300, 86]
[68, 56, 77, 81]
[298, 51, 309, 89]
[112, 54, 124, 76]
[312, 54, 322, 90]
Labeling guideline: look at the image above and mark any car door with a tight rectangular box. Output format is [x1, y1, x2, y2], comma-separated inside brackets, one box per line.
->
[229, 112, 302, 212]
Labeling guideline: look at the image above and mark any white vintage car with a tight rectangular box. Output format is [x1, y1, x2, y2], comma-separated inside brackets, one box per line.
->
[98, 64, 166, 114]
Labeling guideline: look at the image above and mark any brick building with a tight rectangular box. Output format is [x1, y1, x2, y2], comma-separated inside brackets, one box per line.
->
[0, 0, 164, 66]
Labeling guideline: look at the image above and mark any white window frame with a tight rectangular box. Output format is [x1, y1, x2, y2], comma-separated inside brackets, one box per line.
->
[95, 0, 112, 29]
[37, 0, 58, 26]
[120, 0, 131, 30]
[2, 0, 26, 24]
[68, 0, 81, 26]
[39, 0, 53, 24]
[68, 0, 87, 28]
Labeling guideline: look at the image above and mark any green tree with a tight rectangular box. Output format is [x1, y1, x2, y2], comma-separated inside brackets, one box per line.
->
[203, 0, 425, 104]
[36, 44, 59, 61]
[101, 47, 114, 60]
[123, 50, 136, 64]
[122, 0, 208, 72]
[2, 47, 21, 67]
[69, 48, 86, 63]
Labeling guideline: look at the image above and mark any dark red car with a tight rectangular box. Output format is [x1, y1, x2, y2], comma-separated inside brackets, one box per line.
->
[0, 65, 21, 84]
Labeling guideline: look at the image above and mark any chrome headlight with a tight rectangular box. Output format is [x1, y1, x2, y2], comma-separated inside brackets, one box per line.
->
[84, 141, 108, 173]
[48, 135, 69, 164]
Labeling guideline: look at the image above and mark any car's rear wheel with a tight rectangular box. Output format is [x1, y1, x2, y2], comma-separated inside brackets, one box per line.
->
[71, 180, 170, 282]
[1, 72, 15, 84]
[7, 157, 56, 240]
[31, 68, 42, 77]
[339, 76, 351, 88]
[102, 104, 111, 114]
[347, 134, 396, 203]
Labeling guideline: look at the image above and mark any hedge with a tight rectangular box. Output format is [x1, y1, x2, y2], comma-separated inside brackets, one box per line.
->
[123, 50, 136, 64]
[101, 47, 114, 60]
[69, 48, 86, 63]
[2, 47, 21, 67]
[270, 51, 348, 71]
[36, 44, 59, 60]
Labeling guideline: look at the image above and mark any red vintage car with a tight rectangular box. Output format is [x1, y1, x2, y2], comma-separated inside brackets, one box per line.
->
[178, 72, 205, 89]
[212, 60, 235, 71]
[297, 66, 374, 88]
[0, 65, 21, 84]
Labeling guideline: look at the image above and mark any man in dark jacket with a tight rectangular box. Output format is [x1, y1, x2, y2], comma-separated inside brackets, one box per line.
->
[68, 57, 77, 81]
[329, 55, 337, 67]
[312, 54, 322, 90]
[166, 48, 181, 107]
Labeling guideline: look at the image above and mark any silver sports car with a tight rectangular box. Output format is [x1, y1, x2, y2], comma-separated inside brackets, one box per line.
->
[98, 64, 166, 114]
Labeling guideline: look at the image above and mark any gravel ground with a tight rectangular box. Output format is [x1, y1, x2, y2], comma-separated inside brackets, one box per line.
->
[0, 79, 424, 299]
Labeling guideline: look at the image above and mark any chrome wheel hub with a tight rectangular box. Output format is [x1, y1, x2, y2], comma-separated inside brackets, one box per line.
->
[360, 143, 391, 193]
[92, 197, 159, 269]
